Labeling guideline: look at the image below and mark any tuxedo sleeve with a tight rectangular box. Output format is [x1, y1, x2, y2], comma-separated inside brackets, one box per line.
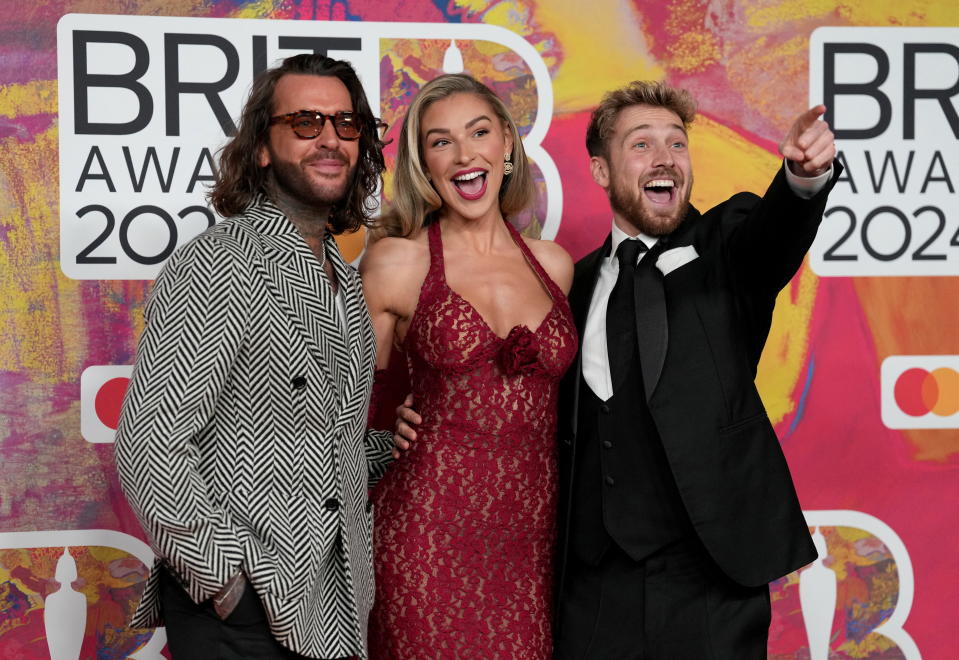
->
[115, 236, 256, 604]
[725, 161, 842, 296]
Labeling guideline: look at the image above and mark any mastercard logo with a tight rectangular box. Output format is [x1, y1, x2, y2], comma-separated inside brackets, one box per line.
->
[893, 367, 959, 416]
[881, 356, 959, 429]
[80, 365, 133, 443]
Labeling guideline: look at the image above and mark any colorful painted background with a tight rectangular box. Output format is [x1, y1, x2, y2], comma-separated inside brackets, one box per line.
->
[2, 1, 957, 657]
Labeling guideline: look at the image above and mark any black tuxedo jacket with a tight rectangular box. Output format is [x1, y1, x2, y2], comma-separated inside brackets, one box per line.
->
[557, 165, 841, 589]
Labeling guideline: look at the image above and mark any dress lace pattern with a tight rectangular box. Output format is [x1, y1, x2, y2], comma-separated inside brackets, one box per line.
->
[369, 220, 577, 659]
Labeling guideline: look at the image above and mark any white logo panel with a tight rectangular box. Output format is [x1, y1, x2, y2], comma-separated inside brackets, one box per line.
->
[800, 511, 919, 659]
[57, 14, 560, 279]
[809, 28, 959, 276]
[0, 529, 165, 660]
[80, 364, 133, 443]
[880, 355, 959, 429]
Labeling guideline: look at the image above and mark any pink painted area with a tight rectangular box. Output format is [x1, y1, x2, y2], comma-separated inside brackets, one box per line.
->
[546, 111, 614, 261]
[698, 109, 782, 157]
[782, 275, 958, 656]
[0, 114, 58, 142]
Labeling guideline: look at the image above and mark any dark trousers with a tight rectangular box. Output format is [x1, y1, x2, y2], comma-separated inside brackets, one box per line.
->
[554, 539, 770, 660]
[159, 569, 337, 660]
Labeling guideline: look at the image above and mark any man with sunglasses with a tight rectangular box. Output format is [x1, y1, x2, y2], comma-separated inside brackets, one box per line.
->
[116, 54, 393, 659]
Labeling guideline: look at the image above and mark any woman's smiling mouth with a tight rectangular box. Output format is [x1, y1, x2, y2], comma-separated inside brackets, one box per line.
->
[452, 168, 488, 200]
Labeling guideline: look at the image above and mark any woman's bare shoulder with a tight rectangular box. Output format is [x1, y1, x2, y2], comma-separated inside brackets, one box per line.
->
[522, 236, 574, 294]
[360, 233, 428, 274]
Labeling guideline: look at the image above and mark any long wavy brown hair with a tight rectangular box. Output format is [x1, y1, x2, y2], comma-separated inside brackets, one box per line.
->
[209, 54, 386, 234]
[370, 74, 534, 240]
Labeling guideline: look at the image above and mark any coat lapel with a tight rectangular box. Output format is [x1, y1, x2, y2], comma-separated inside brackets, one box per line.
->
[325, 232, 373, 433]
[250, 200, 349, 395]
[636, 207, 701, 401]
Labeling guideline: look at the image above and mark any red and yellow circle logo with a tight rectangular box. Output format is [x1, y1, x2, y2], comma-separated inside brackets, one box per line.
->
[893, 367, 959, 417]
[94, 377, 130, 430]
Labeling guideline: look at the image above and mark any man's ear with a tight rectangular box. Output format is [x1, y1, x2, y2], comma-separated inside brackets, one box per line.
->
[590, 156, 610, 188]
[258, 142, 271, 168]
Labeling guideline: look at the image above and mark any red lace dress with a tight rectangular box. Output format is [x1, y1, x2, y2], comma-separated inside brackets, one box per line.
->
[368, 220, 577, 659]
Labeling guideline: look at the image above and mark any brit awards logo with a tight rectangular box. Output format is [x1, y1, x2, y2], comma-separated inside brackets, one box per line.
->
[56, 13, 559, 279]
[777, 510, 920, 659]
[881, 355, 959, 429]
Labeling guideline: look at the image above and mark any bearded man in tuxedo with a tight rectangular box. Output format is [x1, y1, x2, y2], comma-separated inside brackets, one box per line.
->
[549, 81, 839, 659]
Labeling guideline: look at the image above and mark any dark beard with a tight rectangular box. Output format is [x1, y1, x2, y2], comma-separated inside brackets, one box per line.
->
[608, 176, 690, 237]
[269, 150, 355, 209]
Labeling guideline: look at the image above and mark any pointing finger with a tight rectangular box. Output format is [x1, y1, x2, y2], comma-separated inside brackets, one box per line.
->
[798, 104, 827, 129]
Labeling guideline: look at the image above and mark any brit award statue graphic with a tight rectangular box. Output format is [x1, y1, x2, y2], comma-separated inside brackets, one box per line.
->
[43, 547, 87, 660]
[800, 527, 838, 660]
[442, 39, 464, 73]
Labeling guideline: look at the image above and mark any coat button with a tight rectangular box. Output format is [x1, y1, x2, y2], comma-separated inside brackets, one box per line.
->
[323, 498, 340, 512]
[605, 476, 615, 486]
[602, 440, 613, 449]
[600, 403, 611, 414]
[292, 376, 307, 389]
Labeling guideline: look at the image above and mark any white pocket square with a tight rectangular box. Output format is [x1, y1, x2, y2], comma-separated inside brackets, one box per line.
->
[656, 245, 699, 276]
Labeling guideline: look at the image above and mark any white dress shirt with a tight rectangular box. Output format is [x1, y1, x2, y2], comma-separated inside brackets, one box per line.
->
[581, 163, 832, 401]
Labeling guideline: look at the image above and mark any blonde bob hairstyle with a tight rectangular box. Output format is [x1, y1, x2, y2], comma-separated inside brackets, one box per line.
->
[372, 74, 534, 240]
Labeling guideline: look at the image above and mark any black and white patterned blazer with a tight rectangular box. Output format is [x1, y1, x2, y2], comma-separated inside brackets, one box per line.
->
[115, 196, 393, 659]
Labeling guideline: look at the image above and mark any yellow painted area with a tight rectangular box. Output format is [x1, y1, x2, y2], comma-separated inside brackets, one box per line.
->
[67, 0, 208, 14]
[660, 0, 722, 74]
[231, 0, 278, 19]
[687, 115, 780, 210]
[456, 0, 496, 14]
[334, 226, 367, 263]
[0, 125, 87, 382]
[668, 32, 722, 74]
[837, 636, 898, 658]
[131, 295, 147, 340]
[727, 34, 811, 134]
[761, 267, 818, 424]
[743, 0, 841, 26]
[482, 0, 532, 29]
[690, 116, 817, 424]
[744, 0, 959, 28]
[823, 526, 876, 581]
[0, 81, 56, 117]
[482, 0, 664, 113]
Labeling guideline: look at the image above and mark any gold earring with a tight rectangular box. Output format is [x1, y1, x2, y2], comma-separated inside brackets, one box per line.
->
[503, 153, 513, 176]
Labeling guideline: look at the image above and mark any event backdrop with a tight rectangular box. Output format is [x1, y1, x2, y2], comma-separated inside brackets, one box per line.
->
[1, 1, 957, 658]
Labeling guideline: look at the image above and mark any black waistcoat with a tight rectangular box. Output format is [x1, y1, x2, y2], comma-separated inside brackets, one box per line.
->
[568, 348, 693, 565]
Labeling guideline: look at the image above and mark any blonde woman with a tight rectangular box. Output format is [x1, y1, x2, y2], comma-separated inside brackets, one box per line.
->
[360, 74, 576, 658]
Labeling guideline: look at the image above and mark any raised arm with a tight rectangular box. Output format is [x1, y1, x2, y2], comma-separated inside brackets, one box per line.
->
[726, 105, 841, 294]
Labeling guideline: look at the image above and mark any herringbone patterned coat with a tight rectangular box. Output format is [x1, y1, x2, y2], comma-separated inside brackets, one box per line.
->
[115, 196, 393, 659]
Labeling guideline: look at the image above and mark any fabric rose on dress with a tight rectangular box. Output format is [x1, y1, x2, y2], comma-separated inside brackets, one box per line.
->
[498, 325, 541, 375]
